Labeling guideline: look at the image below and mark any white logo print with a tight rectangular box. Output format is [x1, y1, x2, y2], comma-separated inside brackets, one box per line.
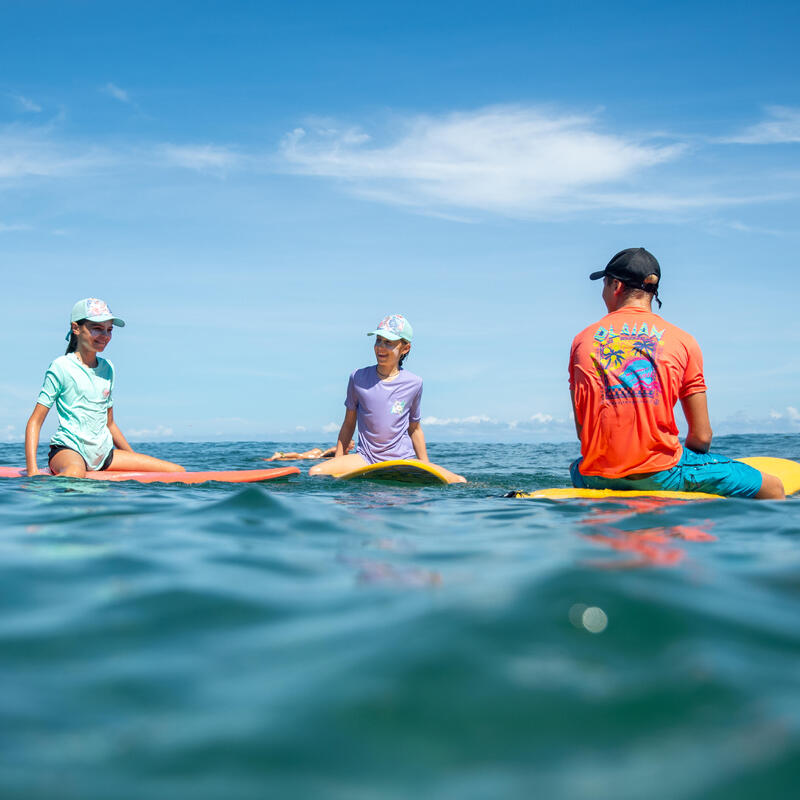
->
[391, 400, 406, 414]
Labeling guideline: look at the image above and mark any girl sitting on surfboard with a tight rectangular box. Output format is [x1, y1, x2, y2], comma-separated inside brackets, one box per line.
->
[24, 298, 184, 478]
[309, 315, 465, 483]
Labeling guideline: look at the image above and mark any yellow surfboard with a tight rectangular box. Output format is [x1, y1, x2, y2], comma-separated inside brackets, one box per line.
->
[508, 457, 800, 500]
[334, 459, 451, 485]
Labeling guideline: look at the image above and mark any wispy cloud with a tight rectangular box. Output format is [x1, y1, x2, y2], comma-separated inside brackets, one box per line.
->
[127, 425, 174, 439]
[724, 106, 800, 144]
[0, 124, 113, 179]
[102, 82, 132, 104]
[423, 414, 495, 426]
[158, 143, 241, 173]
[767, 406, 800, 423]
[421, 412, 574, 440]
[0, 222, 32, 233]
[13, 94, 42, 113]
[280, 105, 686, 218]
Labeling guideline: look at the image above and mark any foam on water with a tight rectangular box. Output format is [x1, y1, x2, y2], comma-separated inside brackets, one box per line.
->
[1, 435, 799, 799]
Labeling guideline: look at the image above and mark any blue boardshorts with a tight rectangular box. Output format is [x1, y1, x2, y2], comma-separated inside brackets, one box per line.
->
[570, 448, 763, 498]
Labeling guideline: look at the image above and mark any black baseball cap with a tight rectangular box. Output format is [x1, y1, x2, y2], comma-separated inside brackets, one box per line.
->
[589, 247, 661, 290]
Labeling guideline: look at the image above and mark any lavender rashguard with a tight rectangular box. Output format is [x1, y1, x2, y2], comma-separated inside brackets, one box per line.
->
[345, 366, 422, 464]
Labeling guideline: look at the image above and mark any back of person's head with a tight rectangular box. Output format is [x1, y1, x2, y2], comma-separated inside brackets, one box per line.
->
[591, 247, 662, 308]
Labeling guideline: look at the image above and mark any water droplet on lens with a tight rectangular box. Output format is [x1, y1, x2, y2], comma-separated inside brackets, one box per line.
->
[582, 606, 608, 634]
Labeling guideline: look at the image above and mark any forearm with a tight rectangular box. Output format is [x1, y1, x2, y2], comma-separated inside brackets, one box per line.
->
[336, 419, 356, 457]
[684, 432, 711, 454]
[570, 389, 582, 440]
[108, 421, 133, 451]
[680, 393, 712, 453]
[25, 418, 42, 474]
[408, 423, 428, 461]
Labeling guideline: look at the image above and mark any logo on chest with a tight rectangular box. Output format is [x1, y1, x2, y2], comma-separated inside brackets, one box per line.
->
[390, 400, 406, 415]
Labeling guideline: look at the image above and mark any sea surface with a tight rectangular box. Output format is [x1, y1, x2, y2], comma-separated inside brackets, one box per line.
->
[1, 434, 799, 799]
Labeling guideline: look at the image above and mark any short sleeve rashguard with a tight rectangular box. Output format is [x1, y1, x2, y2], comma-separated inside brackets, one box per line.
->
[37, 354, 115, 470]
[344, 366, 422, 464]
[569, 308, 706, 478]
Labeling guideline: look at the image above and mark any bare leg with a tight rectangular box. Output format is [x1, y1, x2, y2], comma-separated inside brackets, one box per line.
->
[49, 449, 88, 478]
[309, 453, 368, 476]
[428, 462, 467, 484]
[264, 451, 302, 461]
[755, 472, 785, 500]
[107, 450, 185, 472]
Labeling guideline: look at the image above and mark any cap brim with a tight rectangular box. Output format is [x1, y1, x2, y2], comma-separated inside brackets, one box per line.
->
[84, 315, 125, 327]
[589, 270, 607, 281]
[367, 330, 403, 341]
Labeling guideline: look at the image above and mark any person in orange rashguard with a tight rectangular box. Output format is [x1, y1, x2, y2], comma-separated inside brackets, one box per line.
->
[568, 248, 784, 499]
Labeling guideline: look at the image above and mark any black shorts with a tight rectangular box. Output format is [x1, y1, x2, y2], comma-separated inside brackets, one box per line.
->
[48, 446, 115, 471]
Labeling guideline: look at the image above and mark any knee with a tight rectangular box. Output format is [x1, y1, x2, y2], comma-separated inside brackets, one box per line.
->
[57, 466, 86, 479]
[756, 473, 785, 500]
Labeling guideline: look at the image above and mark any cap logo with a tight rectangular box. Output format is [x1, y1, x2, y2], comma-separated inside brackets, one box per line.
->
[377, 314, 406, 334]
[86, 298, 111, 317]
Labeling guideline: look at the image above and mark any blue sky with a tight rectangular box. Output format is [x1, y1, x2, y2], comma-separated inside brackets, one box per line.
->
[1, 0, 799, 443]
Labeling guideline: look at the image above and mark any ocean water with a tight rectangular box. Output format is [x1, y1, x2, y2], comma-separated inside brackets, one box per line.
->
[1, 434, 799, 799]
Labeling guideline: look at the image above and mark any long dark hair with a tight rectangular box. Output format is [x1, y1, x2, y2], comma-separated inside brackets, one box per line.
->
[65, 319, 86, 355]
[399, 340, 410, 367]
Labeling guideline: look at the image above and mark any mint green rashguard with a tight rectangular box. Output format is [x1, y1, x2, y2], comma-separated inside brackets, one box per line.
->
[37, 354, 115, 470]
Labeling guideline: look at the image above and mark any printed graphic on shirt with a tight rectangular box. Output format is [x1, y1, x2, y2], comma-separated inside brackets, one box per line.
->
[591, 321, 665, 403]
[391, 400, 406, 414]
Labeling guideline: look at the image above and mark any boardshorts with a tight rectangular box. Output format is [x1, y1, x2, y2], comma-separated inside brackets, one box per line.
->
[570, 448, 762, 498]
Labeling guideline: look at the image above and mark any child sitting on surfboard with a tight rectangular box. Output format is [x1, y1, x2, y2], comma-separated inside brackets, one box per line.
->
[309, 315, 465, 483]
[24, 298, 184, 478]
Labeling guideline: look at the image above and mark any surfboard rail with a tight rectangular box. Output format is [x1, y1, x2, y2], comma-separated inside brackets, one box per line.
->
[333, 458, 451, 485]
[0, 466, 301, 484]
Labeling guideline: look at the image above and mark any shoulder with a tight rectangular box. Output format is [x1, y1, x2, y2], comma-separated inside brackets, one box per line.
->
[47, 355, 72, 375]
[570, 317, 606, 352]
[98, 356, 115, 375]
[351, 365, 375, 381]
[400, 369, 422, 388]
[650, 315, 700, 348]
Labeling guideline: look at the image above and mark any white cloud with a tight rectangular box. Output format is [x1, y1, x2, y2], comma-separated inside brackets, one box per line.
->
[725, 106, 800, 144]
[1, 424, 18, 443]
[0, 222, 32, 233]
[766, 406, 800, 422]
[422, 414, 495, 426]
[15, 95, 42, 113]
[126, 425, 174, 439]
[280, 105, 685, 218]
[322, 422, 339, 433]
[103, 82, 132, 104]
[158, 143, 240, 172]
[0, 124, 112, 179]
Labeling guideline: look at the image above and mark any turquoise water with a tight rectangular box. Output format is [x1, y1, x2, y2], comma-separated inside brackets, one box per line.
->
[1, 434, 799, 799]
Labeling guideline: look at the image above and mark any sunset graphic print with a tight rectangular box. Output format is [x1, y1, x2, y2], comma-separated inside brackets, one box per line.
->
[591, 320, 664, 404]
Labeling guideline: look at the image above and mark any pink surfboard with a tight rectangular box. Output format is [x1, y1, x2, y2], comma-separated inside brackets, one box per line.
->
[0, 466, 300, 484]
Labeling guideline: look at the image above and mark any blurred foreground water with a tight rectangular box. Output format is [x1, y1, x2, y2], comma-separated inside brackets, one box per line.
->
[1, 435, 799, 799]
